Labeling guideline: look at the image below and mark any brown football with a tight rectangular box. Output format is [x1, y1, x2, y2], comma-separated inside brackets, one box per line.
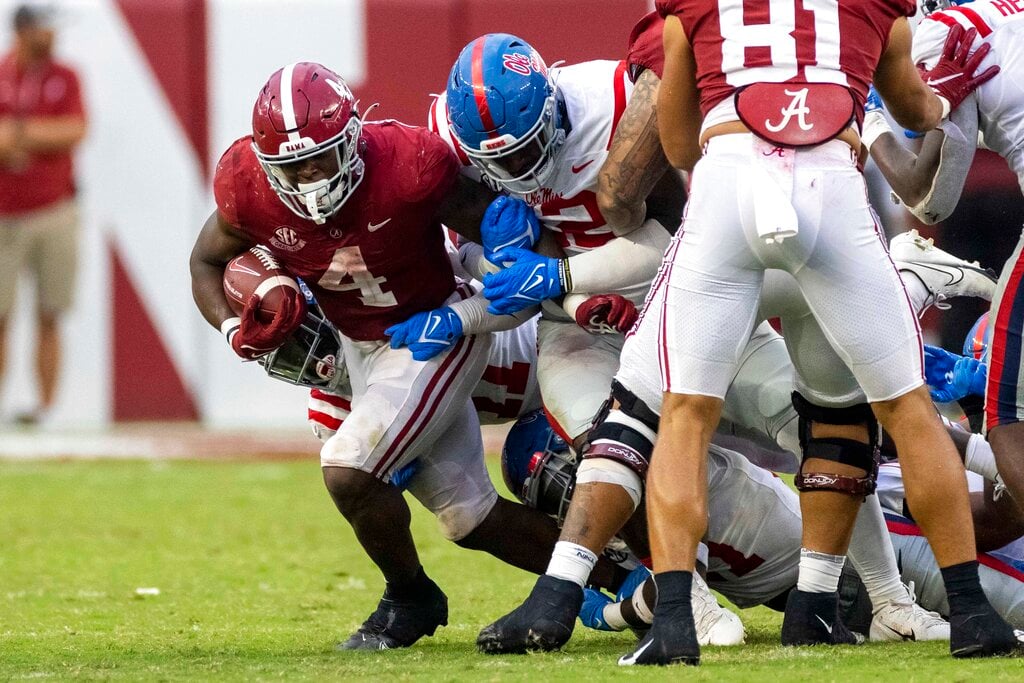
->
[223, 246, 303, 324]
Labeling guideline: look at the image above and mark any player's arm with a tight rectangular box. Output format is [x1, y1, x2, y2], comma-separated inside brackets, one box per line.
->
[865, 94, 978, 223]
[435, 174, 497, 245]
[14, 115, 87, 152]
[874, 19, 945, 132]
[189, 209, 252, 329]
[657, 15, 701, 173]
[597, 68, 672, 235]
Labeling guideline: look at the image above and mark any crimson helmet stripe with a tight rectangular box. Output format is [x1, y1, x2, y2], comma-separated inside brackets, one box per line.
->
[279, 62, 302, 143]
[470, 38, 499, 139]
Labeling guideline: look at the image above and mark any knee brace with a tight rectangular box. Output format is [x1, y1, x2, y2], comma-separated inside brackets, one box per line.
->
[791, 392, 880, 498]
[581, 381, 659, 484]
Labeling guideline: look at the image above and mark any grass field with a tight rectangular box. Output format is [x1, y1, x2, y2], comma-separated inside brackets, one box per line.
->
[2, 457, 1023, 681]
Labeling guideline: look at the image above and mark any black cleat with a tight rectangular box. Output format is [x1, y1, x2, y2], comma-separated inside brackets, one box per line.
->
[476, 575, 582, 654]
[781, 589, 864, 646]
[339, 577, 448, 651]
[950, 606, 1024, 658]
[618, 602, 700, 666]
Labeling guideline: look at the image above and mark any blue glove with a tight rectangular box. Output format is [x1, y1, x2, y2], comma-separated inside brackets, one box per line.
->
[482, 248, 569, 315]
[865, 85, 885, 115]
[616, 564, 652, 602]
[385, 306, 464, 361]
[481, 196, 541, 267]
[579, 588, 615, 631]
[390, 459, 420, 490]
[924, 344, 988, 403]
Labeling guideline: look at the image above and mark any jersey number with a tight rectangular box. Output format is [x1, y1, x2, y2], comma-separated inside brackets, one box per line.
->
[473, 362, 532, 419]
[317, 246, 398, 308]
[720, 0, 847, 87]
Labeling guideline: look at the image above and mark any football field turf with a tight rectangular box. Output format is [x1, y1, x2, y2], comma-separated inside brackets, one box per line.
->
[2, 457, 1022, 681]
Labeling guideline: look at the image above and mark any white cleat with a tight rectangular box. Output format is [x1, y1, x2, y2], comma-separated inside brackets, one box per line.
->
[869, 582, 950, 642]
[890, 229, 998, 309]
[692, 572, 745, 646]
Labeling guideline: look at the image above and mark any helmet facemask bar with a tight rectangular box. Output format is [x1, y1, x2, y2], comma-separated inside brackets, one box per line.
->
[254, 115, 364, 224]
[521, 431, 577, 526]
[258, 303, 348, 392]
[921, 0, 954, 14]
[461, 91, 564, 195]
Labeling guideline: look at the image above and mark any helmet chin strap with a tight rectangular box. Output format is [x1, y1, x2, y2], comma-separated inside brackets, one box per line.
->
[298, 179, 330, 224]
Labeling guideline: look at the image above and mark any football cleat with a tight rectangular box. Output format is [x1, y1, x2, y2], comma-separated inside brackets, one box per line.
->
[692, 572, 745, 646]
[618, 604, 700, 667]
[781, 589, 865, 646]
[869, 582, 950, 642]
[339, 577, 448, 651]
[889, 229, 997, 310]
[477, 574, 582, 654]
[949, 604, 1024, 658]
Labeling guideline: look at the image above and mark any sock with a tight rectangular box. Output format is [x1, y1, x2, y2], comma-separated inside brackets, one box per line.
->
[653, 571, 693, 615]
[941, 560, 987, 616]
[546, 541, 598, 587]
[847, 496, 907, 605]
[965, 433, 1000, 483]
[901, 271, 933, 315]
[797, 549, 846, 593]
[385, 566, 433, 601]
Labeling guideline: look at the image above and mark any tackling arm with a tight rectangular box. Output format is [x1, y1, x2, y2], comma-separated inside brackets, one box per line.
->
[869, 97, 978, 223]
[189, 209, 253, 329]
[597, 69, 672, 235]
[874, 19, 946, 133]
[657, 15, 702, 173]
[436, 174, 497, 245]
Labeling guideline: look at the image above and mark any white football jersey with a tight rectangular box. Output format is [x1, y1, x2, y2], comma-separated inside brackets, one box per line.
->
[431, 60, 633, 254]
[704, 443, 801, 608]
[474, 318, 542, 425]
[913, 1, 1024, 193]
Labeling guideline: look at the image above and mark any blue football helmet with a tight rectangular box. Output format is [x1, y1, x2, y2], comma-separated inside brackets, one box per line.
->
[501, 409, 576, 523]
[921, 0, 973, 15]
[446, 33, 566, 194]
[963, 311, 991, 363]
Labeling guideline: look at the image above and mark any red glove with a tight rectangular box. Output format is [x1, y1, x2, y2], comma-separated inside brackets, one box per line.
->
[574, 294, 638, 335]
[225, 292, 306, 360]
[919, 25, 999, 115]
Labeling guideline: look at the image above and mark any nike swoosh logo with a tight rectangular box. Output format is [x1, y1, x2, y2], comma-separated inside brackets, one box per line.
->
[816, 615, 833, 634]
[926, 74, 962, 86]
[367, 218, 392, 232]
[571, 160, 595, 174]
[618, 638, 653, 665]
[426, 316, 442, 337]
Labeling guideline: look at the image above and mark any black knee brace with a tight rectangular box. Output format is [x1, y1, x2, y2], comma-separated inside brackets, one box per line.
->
[581, 381, 660, 478]
[791, 392, 880, 498]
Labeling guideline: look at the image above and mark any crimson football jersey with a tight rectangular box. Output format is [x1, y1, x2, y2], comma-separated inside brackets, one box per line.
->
[656, 0, 915, 116]
[626, 11, 665, 82]
[214, 122, 460, 341]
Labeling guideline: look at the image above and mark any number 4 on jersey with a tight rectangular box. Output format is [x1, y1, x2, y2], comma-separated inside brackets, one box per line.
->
[317, 246, 398, 307]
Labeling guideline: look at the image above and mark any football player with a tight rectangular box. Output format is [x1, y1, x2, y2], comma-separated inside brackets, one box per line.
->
[189, 62, 610, 651]
[629, 0, 1019, 664]
[861, 0, 1024, 522]
[473, 10, 998, 658]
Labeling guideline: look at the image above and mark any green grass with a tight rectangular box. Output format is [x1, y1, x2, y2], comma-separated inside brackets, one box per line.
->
[1, 458, 1022, 681]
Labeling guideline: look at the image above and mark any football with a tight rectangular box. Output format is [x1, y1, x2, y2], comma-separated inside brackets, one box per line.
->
[223, 246, 303, 324]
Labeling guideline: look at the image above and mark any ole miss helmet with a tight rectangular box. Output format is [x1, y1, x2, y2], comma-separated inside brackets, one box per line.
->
[500, 409, 576, 523]
[251, 62, 365, 224]
[445, 33, 566, 194]
[963, 311, 991, 363]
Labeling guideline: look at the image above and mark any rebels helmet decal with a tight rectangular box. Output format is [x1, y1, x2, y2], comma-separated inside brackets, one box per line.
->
[251, 62, 365, 224]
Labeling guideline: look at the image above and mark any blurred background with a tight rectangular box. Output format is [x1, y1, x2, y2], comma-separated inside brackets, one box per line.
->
[0, 0, 1019, 441]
